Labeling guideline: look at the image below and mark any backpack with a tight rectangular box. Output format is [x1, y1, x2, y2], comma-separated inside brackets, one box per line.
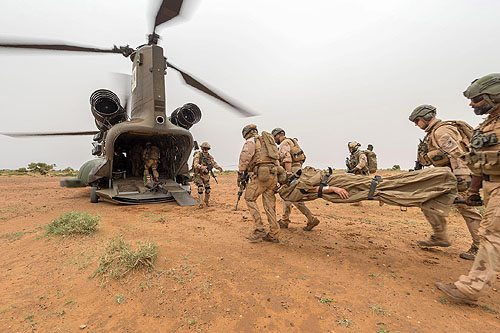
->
[260, 131, 280, 161]
[363, 150, 378, 173]
[289, 138, 306, 163]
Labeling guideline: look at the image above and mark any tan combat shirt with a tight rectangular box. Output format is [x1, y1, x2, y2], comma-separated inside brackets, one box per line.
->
[143, 146, 160, 161]
[426, 118, 470, 176]
[278, 138, 294, 165]
[238, 136, 256, 172]
[352, 150, 368, 172]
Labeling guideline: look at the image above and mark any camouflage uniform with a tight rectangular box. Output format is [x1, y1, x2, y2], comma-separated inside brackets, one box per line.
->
[193, 150, 221, 207]
[347, 150, 370, 175]
[239, 126, 280, 242]
[454, 113, 500, 299]
[276, 136, 319, 231]
[130, 144, 143, 177]
[416, 118, 481, 256]
[143, 144, 160, 181]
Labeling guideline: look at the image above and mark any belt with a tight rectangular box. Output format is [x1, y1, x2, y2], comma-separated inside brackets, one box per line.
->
[483, 174, 500, 182]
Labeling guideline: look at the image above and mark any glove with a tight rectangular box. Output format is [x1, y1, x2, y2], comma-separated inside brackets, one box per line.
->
[217, 167, 223, 172]
[466, 191, 483, 206]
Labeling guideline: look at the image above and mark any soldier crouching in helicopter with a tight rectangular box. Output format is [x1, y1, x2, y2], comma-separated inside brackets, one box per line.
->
[143, 142, 160, 182]
[192, 142, 223, 207]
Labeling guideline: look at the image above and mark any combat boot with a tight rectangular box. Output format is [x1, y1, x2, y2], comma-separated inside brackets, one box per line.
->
[417, 236, 451, 247]
[303, 217, 320, 231]
[435, 282, 477, 305]
[262, 233, 280, 243]
[248, 229, 265, 243]
[459, 244, 479, 260]
[278, 219, 290, 229]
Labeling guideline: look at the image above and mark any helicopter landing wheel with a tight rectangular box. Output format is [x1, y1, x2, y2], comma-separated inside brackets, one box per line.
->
[90, 186, 99, 203]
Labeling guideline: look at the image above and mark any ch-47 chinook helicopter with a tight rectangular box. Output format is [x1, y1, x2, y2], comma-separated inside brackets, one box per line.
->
[0, 0, 255, 206]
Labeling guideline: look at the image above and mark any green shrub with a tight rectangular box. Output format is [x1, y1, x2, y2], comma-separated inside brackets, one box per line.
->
[45, 212, 100, 236]
[28, 162, 56, 175]
[91, 237, 158, 283]
[391, 165, 401, 170]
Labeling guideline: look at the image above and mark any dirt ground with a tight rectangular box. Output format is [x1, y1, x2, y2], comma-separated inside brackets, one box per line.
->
[0, 171, 499, 332]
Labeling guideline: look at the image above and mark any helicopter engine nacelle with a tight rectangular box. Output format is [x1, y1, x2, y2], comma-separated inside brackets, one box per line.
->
[90, 89, 127, 131]
[169, 103, 202, 130]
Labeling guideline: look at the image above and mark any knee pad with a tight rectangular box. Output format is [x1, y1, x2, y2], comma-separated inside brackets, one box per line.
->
[205, 185, 211, 194]
[197, 186, 204, 194]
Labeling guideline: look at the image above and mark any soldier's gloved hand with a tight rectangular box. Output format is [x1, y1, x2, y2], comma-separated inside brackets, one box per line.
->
[201, 166, 208, 172]
[466, 191, 483, 206]
[217, 167, 223, 172]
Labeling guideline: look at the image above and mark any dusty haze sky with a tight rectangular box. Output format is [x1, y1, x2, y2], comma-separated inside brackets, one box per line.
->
[1, 0, 499, 171]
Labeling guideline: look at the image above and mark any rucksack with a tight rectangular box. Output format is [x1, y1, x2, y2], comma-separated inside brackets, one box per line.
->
[260, 131, 280, 161]
[289, 138, 306, 163]
[363, 150, 378, 173]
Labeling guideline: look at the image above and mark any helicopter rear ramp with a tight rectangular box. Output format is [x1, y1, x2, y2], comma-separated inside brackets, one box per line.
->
[95, 179, 197, 206]
[158, 180, 198, 206]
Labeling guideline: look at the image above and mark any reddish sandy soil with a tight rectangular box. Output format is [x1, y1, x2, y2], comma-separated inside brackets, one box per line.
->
[0, 172, 499, 332]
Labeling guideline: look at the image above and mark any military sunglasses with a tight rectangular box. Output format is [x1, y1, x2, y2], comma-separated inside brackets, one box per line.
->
[471, 95, 484, 103]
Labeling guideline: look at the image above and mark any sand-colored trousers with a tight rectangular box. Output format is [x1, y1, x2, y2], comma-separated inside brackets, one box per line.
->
[245, 174, 279, 238]
[455, 181, 500, 299]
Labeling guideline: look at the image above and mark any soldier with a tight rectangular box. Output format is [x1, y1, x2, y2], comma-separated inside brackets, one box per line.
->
[192, 142, 223, 207]
[346, 142, 370, 175]
[436, 73, 500, 304]
[142, 141, 160, 182]
[272, 127, 320, 231]
[409, 104, 481, 260]
[130, 144, 143, 177]
[238, 124, 280, 243]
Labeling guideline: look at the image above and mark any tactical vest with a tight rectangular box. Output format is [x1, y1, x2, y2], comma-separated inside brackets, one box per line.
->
[248, 135, 279, 171]
[193, 151, 213, 174]
[144, 146, 160, 160]
[459, 114, 500, 176]
[348, 150, 370, 175]
[284, 138, 306, 164]
[417, 120, 473, 167]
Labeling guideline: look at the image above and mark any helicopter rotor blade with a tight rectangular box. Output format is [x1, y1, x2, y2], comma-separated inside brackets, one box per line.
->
[153, 0, 185, 31]
[0, 40, 134, 57]
[167, 62, 257, 117]
[1, 131, 99, 138]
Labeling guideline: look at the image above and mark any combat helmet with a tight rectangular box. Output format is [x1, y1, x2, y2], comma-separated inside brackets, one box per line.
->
[200, 142, 211, 150]
[242, 124, 258, 139]
[464, 73, 500, 115]
[409, 105, 436, 122]
[271, 127, 285, 137]
[348, 141, 361, 152]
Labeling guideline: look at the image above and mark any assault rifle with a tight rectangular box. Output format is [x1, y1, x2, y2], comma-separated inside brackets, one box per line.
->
[206, 164, 218, 184]
[235, 171, 249, 211]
